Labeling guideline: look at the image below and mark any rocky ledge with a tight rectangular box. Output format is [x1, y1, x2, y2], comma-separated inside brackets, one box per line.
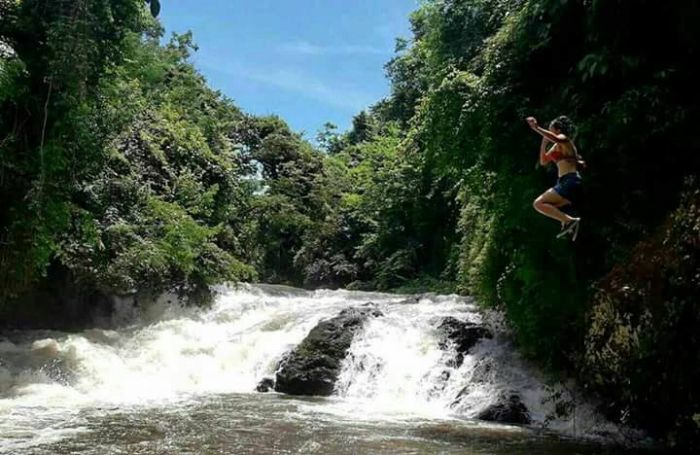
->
[437, 316, 493, 368]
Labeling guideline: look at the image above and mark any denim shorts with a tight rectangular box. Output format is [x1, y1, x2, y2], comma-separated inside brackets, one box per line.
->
[553, 172, 582, 204]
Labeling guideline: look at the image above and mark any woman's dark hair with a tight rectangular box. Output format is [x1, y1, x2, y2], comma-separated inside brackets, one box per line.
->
[549, 115, 576, 137]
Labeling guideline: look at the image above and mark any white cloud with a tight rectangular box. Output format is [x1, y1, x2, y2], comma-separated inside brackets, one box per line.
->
[245, 68, 375, 111]
[198, 58, 375, 112]
[279, 40, 387, 56]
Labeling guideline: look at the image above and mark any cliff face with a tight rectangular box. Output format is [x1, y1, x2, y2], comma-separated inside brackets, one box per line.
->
[582, 181, 700, 446]
[0, 265, 114, 330]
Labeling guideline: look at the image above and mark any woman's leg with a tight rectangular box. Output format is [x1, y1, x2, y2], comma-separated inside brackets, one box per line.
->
[533, 189, 577, 224]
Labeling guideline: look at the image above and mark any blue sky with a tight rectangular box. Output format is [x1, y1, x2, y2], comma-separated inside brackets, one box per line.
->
[159, 0, 417, 139]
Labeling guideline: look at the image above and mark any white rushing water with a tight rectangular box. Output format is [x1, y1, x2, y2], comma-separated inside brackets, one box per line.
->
[0, 284, 622, 452]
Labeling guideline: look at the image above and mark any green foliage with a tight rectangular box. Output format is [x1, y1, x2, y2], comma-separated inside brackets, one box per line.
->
[1, 0, 150, 300]
[0, 1, 257, 304]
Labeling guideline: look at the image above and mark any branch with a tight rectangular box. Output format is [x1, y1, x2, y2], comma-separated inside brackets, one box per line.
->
[39, 79, 53, 192]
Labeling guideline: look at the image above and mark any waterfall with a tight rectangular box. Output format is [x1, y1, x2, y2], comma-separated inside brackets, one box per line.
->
[0, 284, 624, 452]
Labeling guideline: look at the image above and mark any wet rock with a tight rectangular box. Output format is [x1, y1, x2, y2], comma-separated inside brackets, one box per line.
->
[275, 305, 383, 396]
[345, 281, 375, 291]
[470, 358, 494, 383]
[256, 377, 275, 393]
[396, 294, 423, 304]
[438, 317, 493, 352]
[437, 317, 492, 367]
[428, 370, 452, 397]
[477, 394, 531, 425]
[31, 339, 60, 359]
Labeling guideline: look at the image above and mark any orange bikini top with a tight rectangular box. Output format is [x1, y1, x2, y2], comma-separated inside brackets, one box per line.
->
[546, 145, 578, 164]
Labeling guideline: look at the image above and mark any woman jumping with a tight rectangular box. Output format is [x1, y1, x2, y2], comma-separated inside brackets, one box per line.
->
[526, 115, 584, 240]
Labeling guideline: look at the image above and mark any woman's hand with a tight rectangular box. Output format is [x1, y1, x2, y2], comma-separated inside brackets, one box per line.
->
[526, 117, 538, 130]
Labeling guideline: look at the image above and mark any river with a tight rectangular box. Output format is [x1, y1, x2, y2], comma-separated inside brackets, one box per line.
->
[0, 284, 653, 454]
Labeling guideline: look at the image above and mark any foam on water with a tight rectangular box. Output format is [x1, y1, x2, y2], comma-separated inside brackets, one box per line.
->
[0, 284, 625, 452]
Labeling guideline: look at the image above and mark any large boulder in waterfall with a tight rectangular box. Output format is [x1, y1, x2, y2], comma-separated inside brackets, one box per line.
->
[477, 394, 531, 425]
[275, 305, 383, 396]
[437, 317, 492, 367]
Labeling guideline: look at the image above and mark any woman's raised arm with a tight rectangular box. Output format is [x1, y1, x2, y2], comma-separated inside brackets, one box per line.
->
[526, 117, 568, 143]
